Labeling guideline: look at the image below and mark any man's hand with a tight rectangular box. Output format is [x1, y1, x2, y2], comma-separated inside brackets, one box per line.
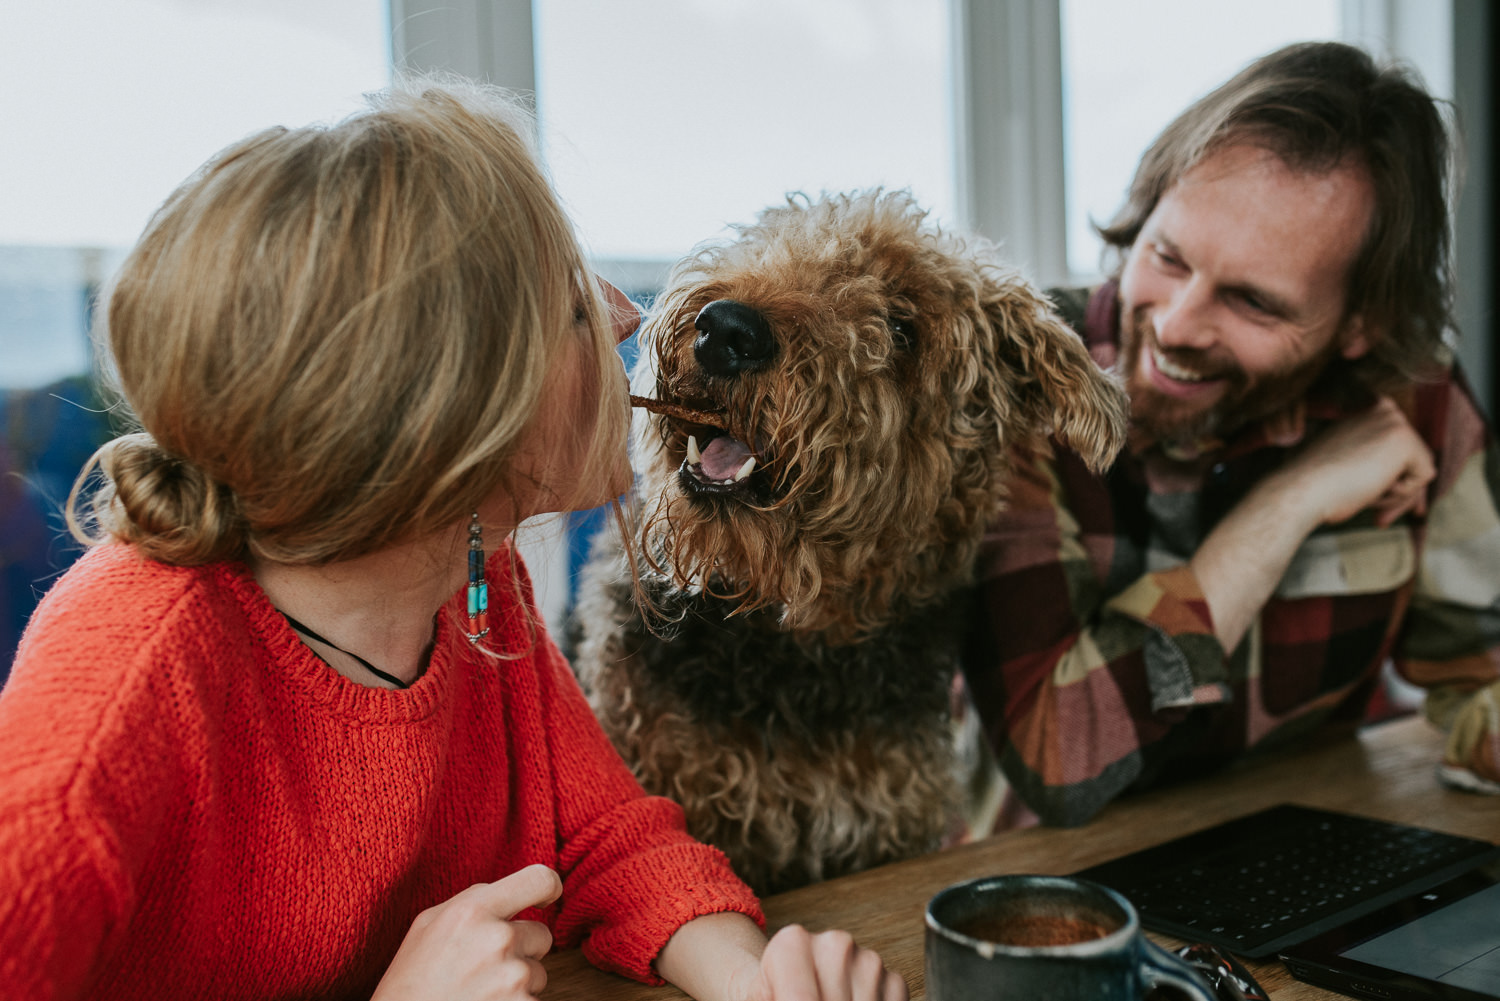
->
[372, 864, 561, 1001]
[1274, 396, 1435, 528]
[1192, 396, 1435, 652]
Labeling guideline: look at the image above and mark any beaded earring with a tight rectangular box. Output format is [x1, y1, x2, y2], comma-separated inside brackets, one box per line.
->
[466, 512, 490, 643]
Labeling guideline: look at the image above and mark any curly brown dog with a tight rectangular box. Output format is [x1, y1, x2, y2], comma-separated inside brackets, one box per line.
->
[571, 189, 1127, 894]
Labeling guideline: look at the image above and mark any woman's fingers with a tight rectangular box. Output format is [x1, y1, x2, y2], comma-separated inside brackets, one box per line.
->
[373, 867, 563, 1001]
[758, 925, 909, 1001]
[476, 864, 564, 923]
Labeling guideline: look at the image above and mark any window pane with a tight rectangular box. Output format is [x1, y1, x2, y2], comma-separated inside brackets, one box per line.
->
[534, 0, 955, 264]
[1060, 0, 1341, 278]
[1, 0, 390, 389]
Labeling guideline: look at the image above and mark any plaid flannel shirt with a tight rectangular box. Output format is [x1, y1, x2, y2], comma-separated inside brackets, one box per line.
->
[961, 283, 1500, 828]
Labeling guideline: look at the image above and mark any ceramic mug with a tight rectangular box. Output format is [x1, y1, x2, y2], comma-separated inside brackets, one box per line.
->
[924, 874, 1219, 1000]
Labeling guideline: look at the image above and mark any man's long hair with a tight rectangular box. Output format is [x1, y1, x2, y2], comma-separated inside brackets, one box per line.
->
[1099, 41, 1458, 393]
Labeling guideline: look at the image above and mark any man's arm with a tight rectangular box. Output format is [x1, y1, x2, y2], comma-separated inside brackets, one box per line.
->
[1394, 375, 1500, 791]
[965, 399, 1436, 828]
[1192, 397, 1435, 652]
[963, 442, 1227, 828]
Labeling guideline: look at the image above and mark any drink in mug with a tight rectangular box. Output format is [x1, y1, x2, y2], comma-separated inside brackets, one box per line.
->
[924, 874, 1218, 1000]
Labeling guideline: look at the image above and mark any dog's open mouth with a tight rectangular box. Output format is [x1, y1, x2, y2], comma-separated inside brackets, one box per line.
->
[683, 431, 758, 494]
[629, 395, 766, 498]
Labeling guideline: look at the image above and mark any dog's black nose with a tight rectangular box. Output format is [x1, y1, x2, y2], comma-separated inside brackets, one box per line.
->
[693, 300, 776, 377]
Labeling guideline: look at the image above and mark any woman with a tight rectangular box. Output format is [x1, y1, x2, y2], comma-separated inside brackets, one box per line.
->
[0, 78, 906, 1001]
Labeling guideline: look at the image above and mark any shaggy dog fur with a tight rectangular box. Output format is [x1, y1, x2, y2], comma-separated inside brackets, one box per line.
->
[570, 190, 1128, 895]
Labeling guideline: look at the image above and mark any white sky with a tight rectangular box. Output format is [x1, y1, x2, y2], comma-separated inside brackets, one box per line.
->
[0, 0, 390, 249]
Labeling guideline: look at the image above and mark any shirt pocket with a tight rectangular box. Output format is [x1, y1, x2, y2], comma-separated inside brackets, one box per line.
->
[1274, 524, 1416, 599]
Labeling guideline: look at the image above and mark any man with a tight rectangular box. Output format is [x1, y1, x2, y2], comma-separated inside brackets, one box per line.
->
[961, 41, 1500, 828]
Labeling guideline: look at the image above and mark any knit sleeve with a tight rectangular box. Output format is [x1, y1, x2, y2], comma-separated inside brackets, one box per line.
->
[0, 550, 191, 1001]
[0, 792, 124, 1001]
[527, 629, 762, 982]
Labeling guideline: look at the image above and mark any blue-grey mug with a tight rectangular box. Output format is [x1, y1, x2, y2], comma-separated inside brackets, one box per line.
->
[924, 874, 1218, 1000]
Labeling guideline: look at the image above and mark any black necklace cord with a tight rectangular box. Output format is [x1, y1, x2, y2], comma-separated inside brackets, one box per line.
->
[280, 612, 412, 690]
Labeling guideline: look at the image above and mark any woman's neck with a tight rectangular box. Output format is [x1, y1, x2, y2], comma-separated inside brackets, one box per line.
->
[252, 526, 475, 688]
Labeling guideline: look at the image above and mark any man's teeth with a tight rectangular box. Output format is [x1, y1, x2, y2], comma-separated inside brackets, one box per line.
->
[1152, 346, 1208, 382]
[686, 434, 702, 465]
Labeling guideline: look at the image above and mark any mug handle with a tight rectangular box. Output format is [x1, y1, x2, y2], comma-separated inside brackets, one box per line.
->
[1137, 939, 1220, 1000]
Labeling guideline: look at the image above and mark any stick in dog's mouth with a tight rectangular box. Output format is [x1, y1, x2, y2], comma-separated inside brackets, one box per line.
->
[630, 394, 728, 429]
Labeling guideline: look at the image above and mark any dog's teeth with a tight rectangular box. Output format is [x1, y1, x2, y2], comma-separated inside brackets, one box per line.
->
[686, 435, 702, 465]
[733, 456, 757, 482]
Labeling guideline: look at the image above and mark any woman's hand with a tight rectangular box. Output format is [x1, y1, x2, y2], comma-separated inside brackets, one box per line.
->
[658, 913, 908, 1001]
[745, 924, 908, 1001]
[372, 864, 561, 1001]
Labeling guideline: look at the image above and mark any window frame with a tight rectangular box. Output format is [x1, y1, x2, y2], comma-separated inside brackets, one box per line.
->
[388, 0, 1492, 422]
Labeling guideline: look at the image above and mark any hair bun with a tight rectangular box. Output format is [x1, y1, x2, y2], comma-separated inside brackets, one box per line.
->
[93, 432, 247, 565]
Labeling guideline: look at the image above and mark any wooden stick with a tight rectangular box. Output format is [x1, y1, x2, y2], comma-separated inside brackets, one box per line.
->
[630, 395, 728, 428]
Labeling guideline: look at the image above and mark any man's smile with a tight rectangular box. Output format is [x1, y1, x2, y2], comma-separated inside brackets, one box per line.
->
[1140, 340, 1229, 400]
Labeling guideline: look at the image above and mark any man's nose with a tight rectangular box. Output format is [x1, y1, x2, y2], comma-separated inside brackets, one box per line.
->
[1152, 282, 1217, 351]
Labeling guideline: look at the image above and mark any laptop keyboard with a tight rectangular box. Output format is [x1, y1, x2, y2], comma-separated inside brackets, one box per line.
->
[1075, 804, 1500, 958]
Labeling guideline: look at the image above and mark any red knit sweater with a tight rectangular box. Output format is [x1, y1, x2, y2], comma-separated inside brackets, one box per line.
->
[0, 543, 761, 1000]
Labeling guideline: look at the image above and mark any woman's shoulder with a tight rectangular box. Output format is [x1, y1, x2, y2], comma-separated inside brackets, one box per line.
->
[0, 547, 265, 884]
[37, 542, 232, 615]
[15, 544, 260, 680]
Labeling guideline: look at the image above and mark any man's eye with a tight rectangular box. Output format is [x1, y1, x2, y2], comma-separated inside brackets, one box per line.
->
[1234, 291, 1273, 315]
[1153, 246, 1184, 269]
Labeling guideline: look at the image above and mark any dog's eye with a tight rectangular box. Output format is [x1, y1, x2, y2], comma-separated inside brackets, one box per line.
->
[887, 315, 917, 353]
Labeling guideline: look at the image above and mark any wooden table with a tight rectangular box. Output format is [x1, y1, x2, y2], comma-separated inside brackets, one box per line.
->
[543, 715, 1500, 999]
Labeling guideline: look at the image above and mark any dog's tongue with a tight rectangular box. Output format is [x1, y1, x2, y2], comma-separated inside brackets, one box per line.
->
[699, 435, 754, 481]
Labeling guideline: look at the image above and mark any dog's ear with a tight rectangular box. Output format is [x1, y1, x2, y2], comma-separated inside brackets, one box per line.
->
[981, 284, 1129, 472]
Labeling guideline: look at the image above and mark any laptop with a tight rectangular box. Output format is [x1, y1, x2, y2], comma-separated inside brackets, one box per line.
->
[1278, 858, 1500, 1001]
[1073, 803, 1500, 960]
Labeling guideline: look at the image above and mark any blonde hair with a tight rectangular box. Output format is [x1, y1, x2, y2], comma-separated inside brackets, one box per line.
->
[71, 76, 626, 567]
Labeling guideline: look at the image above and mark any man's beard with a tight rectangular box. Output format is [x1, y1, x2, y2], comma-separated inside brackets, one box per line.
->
[1120, 309, 1341, 445]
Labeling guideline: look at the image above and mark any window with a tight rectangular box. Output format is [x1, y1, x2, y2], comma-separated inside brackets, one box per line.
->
[533, 0, 956, 273]
[1, 0, 390, 668]
[1, 0, 390, 389]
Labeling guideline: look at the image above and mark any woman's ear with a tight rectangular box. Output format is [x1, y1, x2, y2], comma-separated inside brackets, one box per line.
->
[982, 287, 1130, 473]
